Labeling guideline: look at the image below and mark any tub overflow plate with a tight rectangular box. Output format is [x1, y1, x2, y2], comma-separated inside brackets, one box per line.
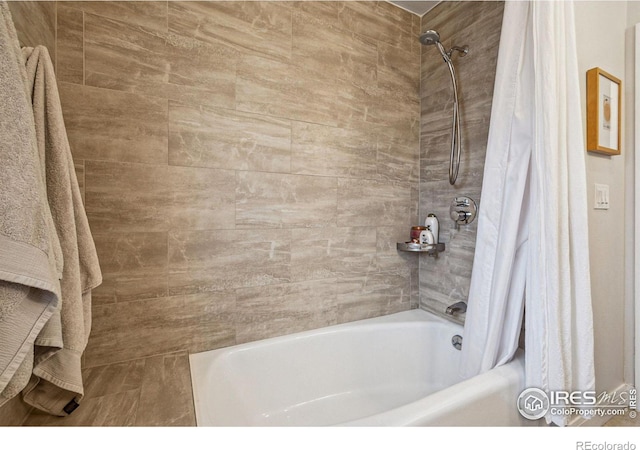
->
[451, 335, 463, 350]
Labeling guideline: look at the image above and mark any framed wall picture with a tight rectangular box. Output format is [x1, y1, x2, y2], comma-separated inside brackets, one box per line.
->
[587, 67, 622, 155]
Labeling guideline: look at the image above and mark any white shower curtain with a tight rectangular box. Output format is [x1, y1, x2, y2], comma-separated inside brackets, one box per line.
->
[459, 0, 595, 426]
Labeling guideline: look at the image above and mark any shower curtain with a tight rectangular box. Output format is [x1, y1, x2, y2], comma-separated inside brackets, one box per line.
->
[459, 0, 595, 426]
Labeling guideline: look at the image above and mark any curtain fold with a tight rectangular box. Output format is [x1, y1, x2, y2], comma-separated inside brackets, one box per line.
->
[460, 0, 595, 426]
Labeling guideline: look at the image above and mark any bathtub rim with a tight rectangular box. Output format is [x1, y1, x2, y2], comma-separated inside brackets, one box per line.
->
[190, 308, 460, 363]
[341, 349, 526, 426]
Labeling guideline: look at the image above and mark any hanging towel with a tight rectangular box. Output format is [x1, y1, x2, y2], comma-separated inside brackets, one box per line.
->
[19, 45, 102, 416]
[460, 0, 595, 427]
[0, 2, 62, 406]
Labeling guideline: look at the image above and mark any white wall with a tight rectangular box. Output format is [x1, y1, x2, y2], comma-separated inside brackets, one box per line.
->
[624, 0, 640, 388]
[574, 1, 627, 395]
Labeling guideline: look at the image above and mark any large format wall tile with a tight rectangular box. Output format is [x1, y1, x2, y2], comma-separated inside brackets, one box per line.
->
[364, 84, 420, 131]
[236, 172, 338, 229]
[378, 41, 420, 96]
[169, 101, 291, 172]
[135, 352, 196, 426]
[81, 359, 146, 399]
[377, 128, 420, 183]
[63, 1, 168, 32]
[164, 34, 237, 110]
[235, 279, 338, 343]
[85, 161, 235, 232]
[168, 229, 291, 294]
[336, 270, 411, 324]
[291, 122, 377, 179]
[337, 2, 413, 51]
[84, 11, 236, 109]
[56, 4, 84, 84]
[85, 292, 236, 367]
[91, 231, 169, 305]
[84, 13, 169, 97]
[290, 227, 377, 281]
[168, 1, 292, 61]
[337, 178, 412, 227]
[292, 8, 377, 85]
[59, 83, 168, 164]
[166, 165, 237, 230]
[236, 55, 346, 127]
[7, 1, 55, 64]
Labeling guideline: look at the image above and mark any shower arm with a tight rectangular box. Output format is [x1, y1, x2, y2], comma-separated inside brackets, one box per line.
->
[447, 46, 469, 59]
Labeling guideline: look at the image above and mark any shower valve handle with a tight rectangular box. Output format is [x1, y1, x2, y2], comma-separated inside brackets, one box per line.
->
[449, 196, 477, 228]
[452, 210, 470, 231]
[452, 210, 471, 222]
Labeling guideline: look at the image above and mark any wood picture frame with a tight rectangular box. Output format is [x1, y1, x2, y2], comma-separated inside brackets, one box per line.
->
[587, 67, 622, 155]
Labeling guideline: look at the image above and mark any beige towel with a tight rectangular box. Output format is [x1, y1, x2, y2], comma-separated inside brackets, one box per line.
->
[0, 2, 62, 406]
[20, 46, 102, 416]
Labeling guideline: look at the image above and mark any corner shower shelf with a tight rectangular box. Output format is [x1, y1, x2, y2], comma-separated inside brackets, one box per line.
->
[396, 242, 445, 255]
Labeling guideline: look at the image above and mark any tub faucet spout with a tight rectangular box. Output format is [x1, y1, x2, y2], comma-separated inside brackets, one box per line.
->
[446, 301, 467, 315]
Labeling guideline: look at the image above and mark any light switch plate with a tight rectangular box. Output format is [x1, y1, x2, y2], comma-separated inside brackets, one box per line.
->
[594, 183, 610, 210]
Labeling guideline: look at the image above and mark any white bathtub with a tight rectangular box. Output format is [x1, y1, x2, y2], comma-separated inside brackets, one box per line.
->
[189, 309, 534, 426]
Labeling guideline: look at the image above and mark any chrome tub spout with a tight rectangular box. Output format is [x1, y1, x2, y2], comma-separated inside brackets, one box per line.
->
[446, 301, 467, 315]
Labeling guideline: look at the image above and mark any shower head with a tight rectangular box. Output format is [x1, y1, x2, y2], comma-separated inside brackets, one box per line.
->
[419, 29, 450, 61]
[419, 30, 441, 46]
[419, 29, 469, 64]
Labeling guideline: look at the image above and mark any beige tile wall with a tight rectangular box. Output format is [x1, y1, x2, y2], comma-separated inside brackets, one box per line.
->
[418, 1, 504, 323]
[53, 1, 421, 368]
[7, 1, 56, 64]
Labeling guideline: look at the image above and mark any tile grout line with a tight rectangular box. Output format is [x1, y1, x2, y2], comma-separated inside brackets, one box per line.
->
[82, 10, 85, 86]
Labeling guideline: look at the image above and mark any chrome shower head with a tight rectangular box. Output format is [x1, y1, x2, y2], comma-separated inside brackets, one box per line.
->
[419, 30, 470, 63]
[419, 30, 441, 46]
[420, 30, 450, 62]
